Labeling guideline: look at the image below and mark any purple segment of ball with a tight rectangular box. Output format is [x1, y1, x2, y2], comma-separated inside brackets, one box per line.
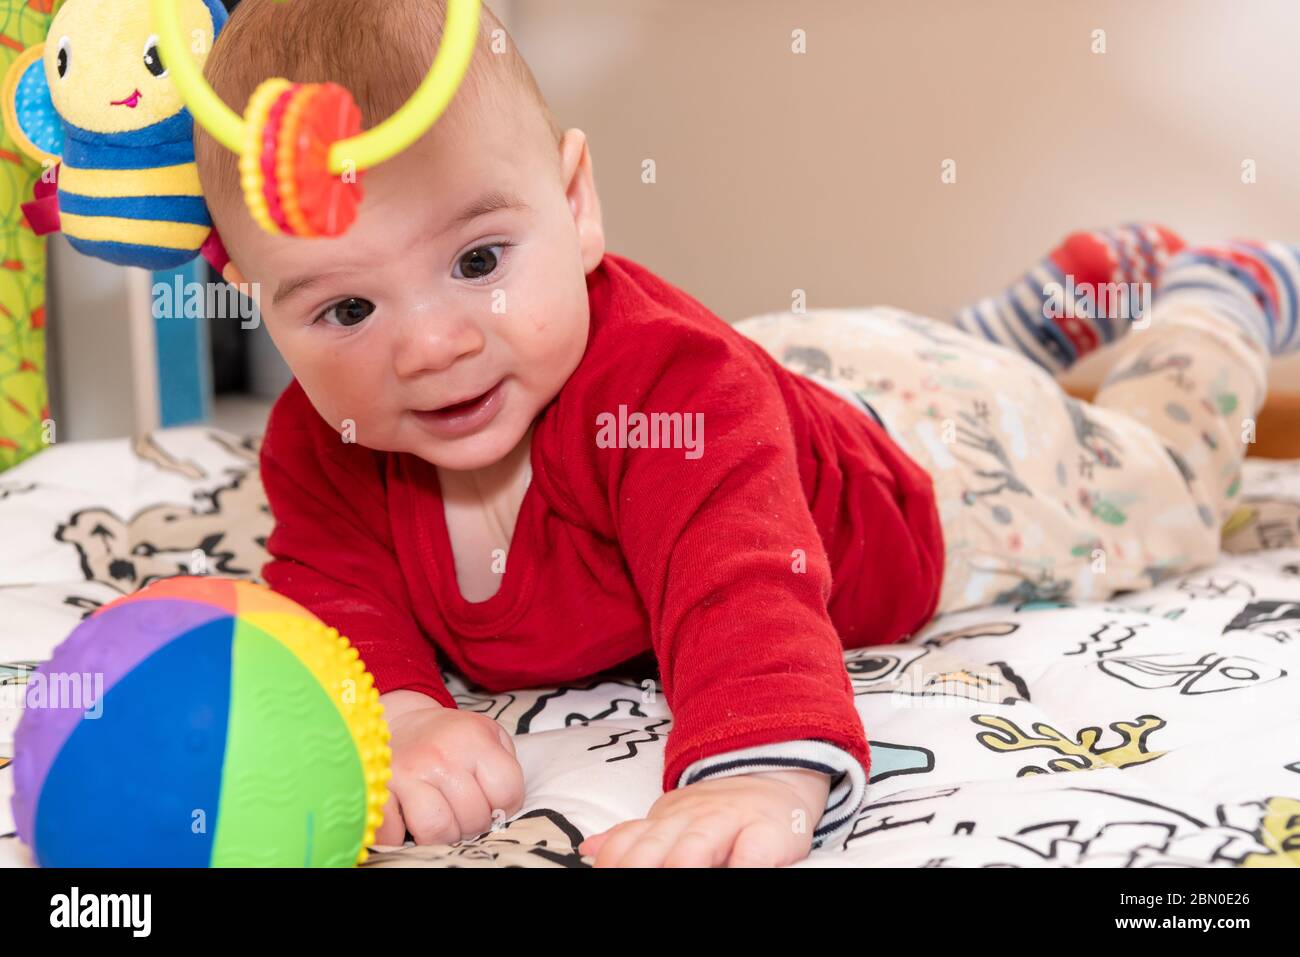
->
[11, 598, 232, 845]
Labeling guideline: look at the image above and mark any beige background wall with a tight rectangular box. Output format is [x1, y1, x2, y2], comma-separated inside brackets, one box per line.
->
[46, 0, 1298, 441]
[503, 0, 1300, 391]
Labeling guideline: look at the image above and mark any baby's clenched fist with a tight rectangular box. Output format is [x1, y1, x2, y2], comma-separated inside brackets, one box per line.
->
[375, 690, 525, 846]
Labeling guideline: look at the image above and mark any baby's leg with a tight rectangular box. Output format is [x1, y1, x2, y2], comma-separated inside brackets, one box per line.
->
[953, 223, 1184, 374]
[1085, 242, 1292, 559]
[737, 305, 1154, 611]
[735, 239, 1291, 615]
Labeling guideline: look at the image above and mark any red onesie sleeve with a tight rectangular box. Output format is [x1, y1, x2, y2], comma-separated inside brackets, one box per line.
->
[546, 313, 871, 796]
[258, 381, 457, 709]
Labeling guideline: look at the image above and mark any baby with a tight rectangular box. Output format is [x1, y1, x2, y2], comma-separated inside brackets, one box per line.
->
[196, 0, 1299, 867]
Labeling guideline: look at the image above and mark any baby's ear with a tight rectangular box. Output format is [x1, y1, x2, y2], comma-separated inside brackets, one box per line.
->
[224, 262, 264, 313]
[224, 260, 249, 288]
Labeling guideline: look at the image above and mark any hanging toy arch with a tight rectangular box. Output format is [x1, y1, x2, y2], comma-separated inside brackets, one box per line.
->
[152, 0, 482, 238]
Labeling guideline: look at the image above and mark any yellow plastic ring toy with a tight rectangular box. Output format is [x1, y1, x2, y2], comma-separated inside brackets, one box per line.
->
[152, 0, 481, 237]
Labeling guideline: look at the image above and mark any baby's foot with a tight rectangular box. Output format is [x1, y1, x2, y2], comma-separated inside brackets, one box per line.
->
[953, 223, 1185, 373]
[1155, 241, 1300, 356]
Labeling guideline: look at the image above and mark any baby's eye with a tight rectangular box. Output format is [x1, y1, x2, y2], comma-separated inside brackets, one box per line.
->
[454, 244, 508, 282]
[143, 35, 166, 78]
[316, 297, 375, 327]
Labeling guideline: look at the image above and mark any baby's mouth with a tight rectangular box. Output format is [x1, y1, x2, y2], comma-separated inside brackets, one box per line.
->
[411, 380, 506, 438]
[426, 386, 496, 415]
[111, 89, 142, 108]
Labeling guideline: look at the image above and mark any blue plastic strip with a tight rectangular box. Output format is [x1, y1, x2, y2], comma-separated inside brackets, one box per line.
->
[152, 259, 212, 426]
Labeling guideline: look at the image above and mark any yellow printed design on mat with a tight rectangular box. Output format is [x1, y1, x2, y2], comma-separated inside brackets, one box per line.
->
[1241, 796, 1300, 868]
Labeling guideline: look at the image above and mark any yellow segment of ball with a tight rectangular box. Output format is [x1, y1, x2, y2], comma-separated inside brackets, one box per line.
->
[240, 77, 294, 236]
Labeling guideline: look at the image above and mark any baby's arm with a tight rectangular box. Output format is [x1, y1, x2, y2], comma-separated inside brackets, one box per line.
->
[260, 383, 522, 844]
[556, 321, 871, 865]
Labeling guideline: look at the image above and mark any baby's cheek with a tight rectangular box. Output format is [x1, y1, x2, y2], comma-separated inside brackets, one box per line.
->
[525, 305, 550, 336]
[496, 294, 587, 391]
[302, 373, 370, 439]
[540, 315, 588, 381]
[507, 309, 559, 361]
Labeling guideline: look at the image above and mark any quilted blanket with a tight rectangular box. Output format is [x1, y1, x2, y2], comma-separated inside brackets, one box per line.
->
[2, 427, 1298, 868]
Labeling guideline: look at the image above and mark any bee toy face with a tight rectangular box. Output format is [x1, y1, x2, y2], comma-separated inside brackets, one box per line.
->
[44, 0, 223, 134]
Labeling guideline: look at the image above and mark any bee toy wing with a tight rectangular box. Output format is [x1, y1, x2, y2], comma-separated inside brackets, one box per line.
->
[2, 44, 63, 166]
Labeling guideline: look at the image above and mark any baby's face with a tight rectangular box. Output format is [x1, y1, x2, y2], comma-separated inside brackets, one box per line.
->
[220, 106, 603, 471]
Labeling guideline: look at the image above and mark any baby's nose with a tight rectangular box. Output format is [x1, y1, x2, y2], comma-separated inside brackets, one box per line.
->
[392, 312, 486, 378]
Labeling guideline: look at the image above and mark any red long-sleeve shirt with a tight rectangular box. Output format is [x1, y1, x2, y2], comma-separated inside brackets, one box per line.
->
[260, 252, 944, 819]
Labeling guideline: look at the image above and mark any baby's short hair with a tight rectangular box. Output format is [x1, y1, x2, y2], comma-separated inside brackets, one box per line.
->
[195, 0, 562, 231]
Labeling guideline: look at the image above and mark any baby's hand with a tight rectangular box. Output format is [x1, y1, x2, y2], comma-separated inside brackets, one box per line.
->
[374, 690, 525, 846]
[579, 769, 831, 867]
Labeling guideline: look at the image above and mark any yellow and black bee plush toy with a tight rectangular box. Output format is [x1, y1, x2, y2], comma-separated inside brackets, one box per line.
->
[1, 0, 231, 273]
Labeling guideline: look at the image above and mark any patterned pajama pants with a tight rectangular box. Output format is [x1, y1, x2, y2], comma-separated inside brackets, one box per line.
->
[734, 302, 1271, 615]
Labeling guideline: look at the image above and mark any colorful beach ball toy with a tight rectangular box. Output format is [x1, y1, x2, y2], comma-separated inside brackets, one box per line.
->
[11, 576, 391, 867]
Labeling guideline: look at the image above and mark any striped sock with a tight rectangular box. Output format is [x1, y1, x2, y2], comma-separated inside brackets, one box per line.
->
[953, 223, 1185, 374]
[1154, 241, 1300, 356]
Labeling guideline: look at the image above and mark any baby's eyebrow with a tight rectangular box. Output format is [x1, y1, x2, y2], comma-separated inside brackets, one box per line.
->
[439, 188, 531, 236]
[272, 271, 347, 309]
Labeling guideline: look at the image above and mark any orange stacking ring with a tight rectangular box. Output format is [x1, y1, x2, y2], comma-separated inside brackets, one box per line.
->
[242, 79, 364, 238]
[275, 86, 320, 238]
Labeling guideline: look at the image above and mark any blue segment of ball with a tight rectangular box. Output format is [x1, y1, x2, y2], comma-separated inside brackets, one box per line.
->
[34, 618, 235, 867]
